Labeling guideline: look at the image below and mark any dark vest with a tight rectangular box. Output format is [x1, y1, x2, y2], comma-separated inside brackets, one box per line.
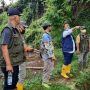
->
[0, 26, 25, 67]
[61, 35, 74, 52]
[79, 34, 89, 52]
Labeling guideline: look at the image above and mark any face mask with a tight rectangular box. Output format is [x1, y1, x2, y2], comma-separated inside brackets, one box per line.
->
[66, 25, 70, 30]
[81, 30, 86, 33]
[67, 27, 70, 29]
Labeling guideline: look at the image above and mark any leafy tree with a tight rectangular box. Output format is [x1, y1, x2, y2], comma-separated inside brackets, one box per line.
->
[0, 0, 6, 11]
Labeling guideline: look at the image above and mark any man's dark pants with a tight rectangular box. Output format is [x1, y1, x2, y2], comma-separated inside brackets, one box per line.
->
[63, 52, 73, 65]
[1, 66, 19, 90]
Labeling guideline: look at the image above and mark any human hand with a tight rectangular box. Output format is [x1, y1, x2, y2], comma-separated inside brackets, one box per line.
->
[76, 50, 80, 55]
[16, 25, 24, 32]
[6, 64, 13, 72]
[52, 56, 57, 61]
[27, 48, 34, 52]
[75, 26, 80, 29]
[25, 47, 34, 52]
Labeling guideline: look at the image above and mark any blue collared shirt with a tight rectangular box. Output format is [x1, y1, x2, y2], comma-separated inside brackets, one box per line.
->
[41, 32, 54, 60]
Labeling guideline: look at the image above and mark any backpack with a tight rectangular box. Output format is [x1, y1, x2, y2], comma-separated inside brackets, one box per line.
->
[39, 39, 44, 58]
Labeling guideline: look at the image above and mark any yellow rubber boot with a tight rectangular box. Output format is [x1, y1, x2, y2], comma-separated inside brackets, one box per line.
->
[67, 64, 71, 74]
[61, 65, 69, 79]
[16, 83, 23, 90]
[67, 64, 73, 77]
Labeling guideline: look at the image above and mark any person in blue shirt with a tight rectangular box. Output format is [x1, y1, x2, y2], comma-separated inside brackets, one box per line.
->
[61, 22, 80, 79]
[40, 21, 56, 88]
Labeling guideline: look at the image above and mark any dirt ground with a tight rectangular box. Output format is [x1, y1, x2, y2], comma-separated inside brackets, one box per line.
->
[26, 50, 77, 90]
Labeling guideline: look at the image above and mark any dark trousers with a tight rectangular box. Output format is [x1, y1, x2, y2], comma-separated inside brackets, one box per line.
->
[63, 52, 73, 65]
[1, 66, 19, 90]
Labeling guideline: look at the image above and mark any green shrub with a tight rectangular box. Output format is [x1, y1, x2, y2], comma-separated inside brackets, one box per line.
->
[24, 80, 71, 90]
[0, 12, 7, 31]
[75, 71, 90, 90]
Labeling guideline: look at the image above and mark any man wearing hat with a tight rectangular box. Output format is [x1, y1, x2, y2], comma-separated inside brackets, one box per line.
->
[0, 8, 25, 90]
[16, 21, 33, 90]
[76, 26, 90, 71]
[40, 21, 56, 88]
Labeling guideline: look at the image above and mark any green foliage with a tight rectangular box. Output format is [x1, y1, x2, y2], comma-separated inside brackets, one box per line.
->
[24, 83, 71, 90]
[74, 9, 90, 33]
[25, 16, 46, 48]
[0, 12, 7, 31]
[24, 74, 42, 90]
[71, 60, 79, 77]
[24, 80, 71, 90]
[24, 68, 71, 90]
[45, 0, 72, 27]
[23, 0, 90, 48]
[75, 57, 90, 90]
[0, 0, 90, 89]
[0, 80, 2, 90]
[75, 71, 90, 90]
[21, 7, 32, 25]
[52, 49, 63, 77]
